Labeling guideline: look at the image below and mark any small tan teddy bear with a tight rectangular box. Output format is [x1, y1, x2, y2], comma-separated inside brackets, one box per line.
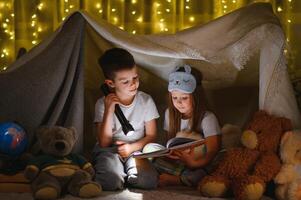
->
[274, 130, 301, 200]
[24, 126, 102, 200]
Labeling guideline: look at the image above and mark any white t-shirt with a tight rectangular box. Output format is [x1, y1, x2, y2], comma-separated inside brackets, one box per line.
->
[163, 109, 221, 138]
[94, 91, 159, 143]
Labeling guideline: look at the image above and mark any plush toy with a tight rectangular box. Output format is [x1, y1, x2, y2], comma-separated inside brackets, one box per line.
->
[24, 126, 102, 200]
[274, 130, 301, 200]
[198, 110, 292, 200]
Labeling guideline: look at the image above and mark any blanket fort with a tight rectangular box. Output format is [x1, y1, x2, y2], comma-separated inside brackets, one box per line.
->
[0, 3, 300, 153]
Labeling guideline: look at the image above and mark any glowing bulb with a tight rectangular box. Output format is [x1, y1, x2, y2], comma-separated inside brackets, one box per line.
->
[232, 0, 236, 3]
[131, 0, 137, 3]
[11, 13, 14, 17]
[98, 9, 103, 13]
[32, 14, 37, 18]
[224, 5, 227, 9]
[288, 19, 291, 23]
[38, 3, 44, 10]
[288, 0, 292, 2]
[132, 11, 136, 15]
[65, 9, 69, 12]
[112, 8, 116, 12]
[38, 27, 42, 32]
[96, 3, 101, 9]
[2, 23, 7, 28]
[113, 17, 118, 23]
[3, 66, 7, 70]
[185, 6, 190, 9]
[33, 32, 37, 37]
[167, 0, 171, 2]
[164, 28, 168, 31]
[277, 7, 283, 12]
[64, 0, 68, 2]
[189, 16, 195, 22]
[32, 40, 37, 44]
[157, 11, 161, 14]
[119, 26, 124, 30]
[155, 3, 161, 7]
[5, 18, 9, 22]
[137, 16, 143, 22]
[160, 18, 164, 22]
[132, 30, 136, 34]
[166, 8, 170, 12]
[69, 5, 74, 9]
[186, 0, 190, 2]
[1, 54, 4, 58]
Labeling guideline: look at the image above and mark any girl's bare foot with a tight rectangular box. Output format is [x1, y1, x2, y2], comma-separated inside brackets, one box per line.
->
[158, 173, 182, 187]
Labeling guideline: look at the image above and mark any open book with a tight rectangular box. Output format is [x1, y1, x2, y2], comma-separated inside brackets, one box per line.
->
[133, 137, 205, 159]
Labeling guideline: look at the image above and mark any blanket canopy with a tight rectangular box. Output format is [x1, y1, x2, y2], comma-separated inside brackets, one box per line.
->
[0, 2, 300, 153]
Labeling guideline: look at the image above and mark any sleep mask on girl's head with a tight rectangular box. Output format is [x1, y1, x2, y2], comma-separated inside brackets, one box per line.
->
[168, 65, 196, 94]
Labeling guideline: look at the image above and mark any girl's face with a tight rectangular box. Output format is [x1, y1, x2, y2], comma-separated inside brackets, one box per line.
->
[171, 91, 193, 117]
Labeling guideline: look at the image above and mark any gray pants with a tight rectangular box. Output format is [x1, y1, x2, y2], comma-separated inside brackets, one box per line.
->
[92, 145, 158, 191]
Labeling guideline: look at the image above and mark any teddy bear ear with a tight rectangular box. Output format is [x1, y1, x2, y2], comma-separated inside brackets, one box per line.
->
[280, 131, 292, 146]
[68, 127, 78, 141]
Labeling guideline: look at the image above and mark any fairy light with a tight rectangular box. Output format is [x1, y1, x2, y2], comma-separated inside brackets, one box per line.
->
[136, 16, 143, 23]
[189, 16, 195, 22]
[131, 0, 137, 4]
[132, 11, 136, 15]
[277, 6, 283, 12]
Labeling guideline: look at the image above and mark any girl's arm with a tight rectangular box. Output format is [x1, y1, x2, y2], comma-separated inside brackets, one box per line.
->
[172, 134, 221, 169]
[116, 119, 157, 158]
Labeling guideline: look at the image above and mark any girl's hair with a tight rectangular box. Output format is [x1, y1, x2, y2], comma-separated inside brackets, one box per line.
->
[167, 67, 207, 139]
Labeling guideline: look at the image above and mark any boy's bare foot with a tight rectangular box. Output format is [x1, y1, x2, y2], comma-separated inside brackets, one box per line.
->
[158, 173, 182, 187]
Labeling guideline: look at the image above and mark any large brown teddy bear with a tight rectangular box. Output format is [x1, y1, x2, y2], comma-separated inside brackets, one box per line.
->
[24, 126, 102, 199]
[199, 110, 292, 200]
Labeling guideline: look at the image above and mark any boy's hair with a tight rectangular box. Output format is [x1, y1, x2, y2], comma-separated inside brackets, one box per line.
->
[98, 48, 135, 80]
[167, 66, 207, 139]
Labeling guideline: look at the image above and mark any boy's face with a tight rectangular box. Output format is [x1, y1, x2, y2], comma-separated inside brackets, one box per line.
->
[108, 66, 139, 98]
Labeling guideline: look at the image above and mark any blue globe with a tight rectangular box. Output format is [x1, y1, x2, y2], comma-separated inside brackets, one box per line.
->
[0, 122, 28, 156]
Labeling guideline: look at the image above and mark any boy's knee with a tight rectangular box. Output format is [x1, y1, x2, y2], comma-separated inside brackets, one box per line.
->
[95, 172, 124, 191]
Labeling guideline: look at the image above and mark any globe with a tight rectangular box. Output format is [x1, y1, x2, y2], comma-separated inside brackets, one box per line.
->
[0, 122, 28, 156]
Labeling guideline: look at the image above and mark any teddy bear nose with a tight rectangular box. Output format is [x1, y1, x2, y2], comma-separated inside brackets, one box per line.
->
[55, 141, 65, 151]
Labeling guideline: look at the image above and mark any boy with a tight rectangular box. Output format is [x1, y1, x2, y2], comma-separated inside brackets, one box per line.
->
[92, 48, 159, 190]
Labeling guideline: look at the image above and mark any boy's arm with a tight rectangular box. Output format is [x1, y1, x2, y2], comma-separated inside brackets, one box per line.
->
[96, 93, 119, 147]
[130, 119, 157, 152]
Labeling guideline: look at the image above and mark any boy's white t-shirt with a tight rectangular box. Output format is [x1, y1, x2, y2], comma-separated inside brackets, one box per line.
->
[163, 109, 221, 138]
[94, 91, 159, 143]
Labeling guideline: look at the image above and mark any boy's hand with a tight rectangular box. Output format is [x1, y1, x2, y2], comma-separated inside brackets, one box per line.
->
[115, 141, 133, 158]
[104, 93, 120, 113]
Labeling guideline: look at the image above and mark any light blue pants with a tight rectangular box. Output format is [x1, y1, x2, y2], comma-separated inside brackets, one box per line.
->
[92, 145, 158, 191]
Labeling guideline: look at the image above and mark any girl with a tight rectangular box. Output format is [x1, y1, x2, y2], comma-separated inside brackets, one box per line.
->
[157, 64, 221, 187]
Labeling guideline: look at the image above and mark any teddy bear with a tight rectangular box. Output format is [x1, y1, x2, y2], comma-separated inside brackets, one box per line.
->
[198, 110, 292, 200]
[274, 130, 301, 200]
[24, 126, 102, 200]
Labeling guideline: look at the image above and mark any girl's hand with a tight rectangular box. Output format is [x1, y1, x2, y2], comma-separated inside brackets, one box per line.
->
[171, 148, 195, 166]
[116, 141, 133, 158]
[166, 150, 180, 160]
[104, 93, 120, 113]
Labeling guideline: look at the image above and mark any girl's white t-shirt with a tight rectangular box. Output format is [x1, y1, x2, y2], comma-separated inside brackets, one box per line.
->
[163, 109, 221, 138]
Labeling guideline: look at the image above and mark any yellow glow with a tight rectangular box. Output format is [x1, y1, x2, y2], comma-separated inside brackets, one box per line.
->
[112, 8, 116, 12]
[160, 18, 164, 22]
[277, 7, 282, 12]
[38, 3, 44, 10]
[0, 2, 4, 8]
[288, 0, 292, 2]
[224, 5, 228, 9]
[96, 3, 101, 9]
[137, 16, 143, 22]
[232, 0, 236, 3]
[185, 6, 190, 9]
[10, 13, 14, 17]
[186, 0, 190, 2]
[132, 30, 136, 34]
[113, 17, 118, 23]
[5, 18, 9, 22]
[119, 26, 124, 30]
[166, 8, 170, 12]
[33, 32, 37, 37]
[3, 66, 7, 70]
[64, 0, 68, 2]
[132, 11, 136, 15]
[32, 40, 37, 44]
[65, 9, 69, 12]
[32, 14, 37, 19]
[189, 16, 195, 22]
[157, 11, 161, 14]
[164, 28, 168, 31]
[288, 19, 291, 23]
[155, 2, 161, 7]
[38, 27, 43, 32]
[2, 23, 7, 28]
[166, 0, 171, 2]
[31, 21, 36, 27]
[131, 0, 137, 4]
[1, 54, 4, 58]
[98, 9, 103, 13]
